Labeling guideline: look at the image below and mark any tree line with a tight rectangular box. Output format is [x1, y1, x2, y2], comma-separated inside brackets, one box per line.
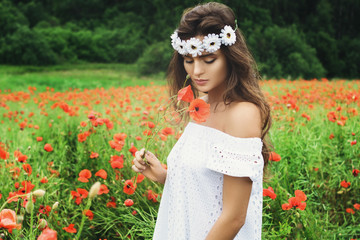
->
[0, 0, 359, 79]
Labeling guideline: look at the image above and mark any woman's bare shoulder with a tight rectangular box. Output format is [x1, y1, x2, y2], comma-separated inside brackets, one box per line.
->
[224, 101, 262, 138]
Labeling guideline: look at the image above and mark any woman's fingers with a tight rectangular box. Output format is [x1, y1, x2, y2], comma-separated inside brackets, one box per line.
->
[135, 149, 146, 164]
[134, 149, 158, 166]
[132, 164, 143, 173]
[133, 158, 146, 171]
[144, 151, 158, 165]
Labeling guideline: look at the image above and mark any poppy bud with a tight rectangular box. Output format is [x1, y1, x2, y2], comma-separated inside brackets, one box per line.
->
[32, 189, 46, 198]
[38, 219, 48, 230]
[52, 201, 59, 210]
[26, 200, 34, 213]
[89, 182, 101, 200]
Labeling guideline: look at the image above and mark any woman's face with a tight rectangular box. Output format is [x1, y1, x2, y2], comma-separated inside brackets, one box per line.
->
[183, 39, 228, 96]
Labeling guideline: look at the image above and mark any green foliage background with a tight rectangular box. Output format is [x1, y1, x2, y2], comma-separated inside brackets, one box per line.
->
[0, 0, 359, 79]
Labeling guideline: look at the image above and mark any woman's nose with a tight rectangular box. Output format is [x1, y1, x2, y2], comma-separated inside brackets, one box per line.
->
[193, 60, 205, 76]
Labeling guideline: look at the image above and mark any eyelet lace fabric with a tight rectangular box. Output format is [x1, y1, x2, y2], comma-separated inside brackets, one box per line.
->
[153, 122, 264, 240]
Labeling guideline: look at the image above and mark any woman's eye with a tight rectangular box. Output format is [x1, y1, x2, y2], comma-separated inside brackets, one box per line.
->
[205, 59, 216, 64]
[185, 60, 193, 64]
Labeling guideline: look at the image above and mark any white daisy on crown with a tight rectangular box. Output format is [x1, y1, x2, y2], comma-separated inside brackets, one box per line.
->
[171, 25, 236, 56]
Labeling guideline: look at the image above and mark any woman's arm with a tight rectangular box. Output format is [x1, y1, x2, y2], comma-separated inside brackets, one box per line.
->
[205, 101, 262, 239]
[156, 168, 167, 184]
[205, 176, 252, 240]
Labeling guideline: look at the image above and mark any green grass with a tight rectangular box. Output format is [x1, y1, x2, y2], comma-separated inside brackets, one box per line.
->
[0, 63, 166, 92]
[0, 66, 359, 239]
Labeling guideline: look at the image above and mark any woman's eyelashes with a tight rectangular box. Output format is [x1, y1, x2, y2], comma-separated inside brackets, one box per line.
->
[184, 58, 216, 64]
[204, 59, 216, 64]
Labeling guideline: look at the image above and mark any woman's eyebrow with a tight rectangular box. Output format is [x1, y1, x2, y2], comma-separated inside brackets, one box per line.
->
[199, 53, 216, 58]
[184, 53, 216, 58]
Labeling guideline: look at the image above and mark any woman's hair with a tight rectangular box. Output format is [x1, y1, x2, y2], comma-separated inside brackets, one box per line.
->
[167, 2, 272, 168]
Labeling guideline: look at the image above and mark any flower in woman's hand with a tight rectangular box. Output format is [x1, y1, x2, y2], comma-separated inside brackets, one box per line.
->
[188, 99, 210, 123]
[177, 85, 194, 103]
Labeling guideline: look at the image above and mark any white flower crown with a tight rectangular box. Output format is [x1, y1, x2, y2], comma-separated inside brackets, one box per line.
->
[171, 25, 236, 57]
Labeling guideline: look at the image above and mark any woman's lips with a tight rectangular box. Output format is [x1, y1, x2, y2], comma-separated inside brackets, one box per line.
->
[194, 79, 208, 86]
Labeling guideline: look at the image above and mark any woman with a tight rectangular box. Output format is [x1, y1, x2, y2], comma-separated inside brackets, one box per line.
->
[132, 2, 271, 239]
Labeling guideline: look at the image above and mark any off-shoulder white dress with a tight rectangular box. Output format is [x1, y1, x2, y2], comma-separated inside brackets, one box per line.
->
[153, 122, 264, 240]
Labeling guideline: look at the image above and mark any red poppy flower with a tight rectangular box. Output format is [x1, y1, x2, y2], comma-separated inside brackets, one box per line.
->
[329, 133, 335, 139]
[129, 145, 138, 157]
[340, 180, 351, 188]
[36, 137, 43, 142]
[109, 155, 124, 169]
[177, 85, 194, 103]
[44, 144, 53, 152]
[337, 120, 345, 126]
[108, 140, 125, 151]
[124, 199, 134, 207]
[78, 132, 88, 142]
[294, 190, 307, 202]
[77, 188, 88, 198]
[0, 146, 9, 160]
[327, 111, 338, 122]
[63, 223, 77, 233]
[351, 140, 357, 146]
[143, 129, 152, 136]
[346, 208, 355, 214]
[352, 169, 359, 177]
[142, 121, 155, 129]
[71, 188, 88, 205]
[269, 152, 281, 162]
[90, 152, 99, 158]
[106, 201, 116, 208]
[281, 203, 292, 210]
[37, 227, 57, 240]
[123, 180, 136, 195]
[146, 190, 159, 202]
[22, 164, 32, 175]
[0, 209, 21, 230]
[113, 133, 127, 142]
[40, 177, 48, 183]
[83, 210, 94, 220]
[188, 99, 210, 123]
[14, 150, 28, 163]
[282, 190, 307, 211]
[263, 186, 277, 200]
[38, 205, 51, 217]
[161, 127, 175, 136]
[20, 180, 35, 194]
[136, 174, 145, 183]
[301, 113, 311, 121]
[354, 203, 360, 210]
[78, 169, 92, 182]
[95, 169, 107, 180]
[98, 184, 109, 195]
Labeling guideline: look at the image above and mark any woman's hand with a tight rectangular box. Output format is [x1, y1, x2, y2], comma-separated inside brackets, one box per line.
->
[132, 148, 167, 184]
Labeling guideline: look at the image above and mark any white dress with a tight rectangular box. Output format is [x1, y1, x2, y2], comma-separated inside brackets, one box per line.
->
[153, 122, 264, 240]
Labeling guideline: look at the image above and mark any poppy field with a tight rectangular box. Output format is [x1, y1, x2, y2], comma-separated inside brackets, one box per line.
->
[0, 77, 359, 239]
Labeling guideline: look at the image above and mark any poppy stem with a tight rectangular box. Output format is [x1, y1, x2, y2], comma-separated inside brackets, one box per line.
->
[29, 194, 35, 240]
[0, 193, 29, 212]
[75, 198, 92, 240]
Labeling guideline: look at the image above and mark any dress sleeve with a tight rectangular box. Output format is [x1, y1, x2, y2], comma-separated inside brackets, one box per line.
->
[206, 141, 264, 181]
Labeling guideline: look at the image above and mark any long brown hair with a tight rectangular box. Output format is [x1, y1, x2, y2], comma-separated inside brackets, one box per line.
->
[167, 2, 272, 167]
